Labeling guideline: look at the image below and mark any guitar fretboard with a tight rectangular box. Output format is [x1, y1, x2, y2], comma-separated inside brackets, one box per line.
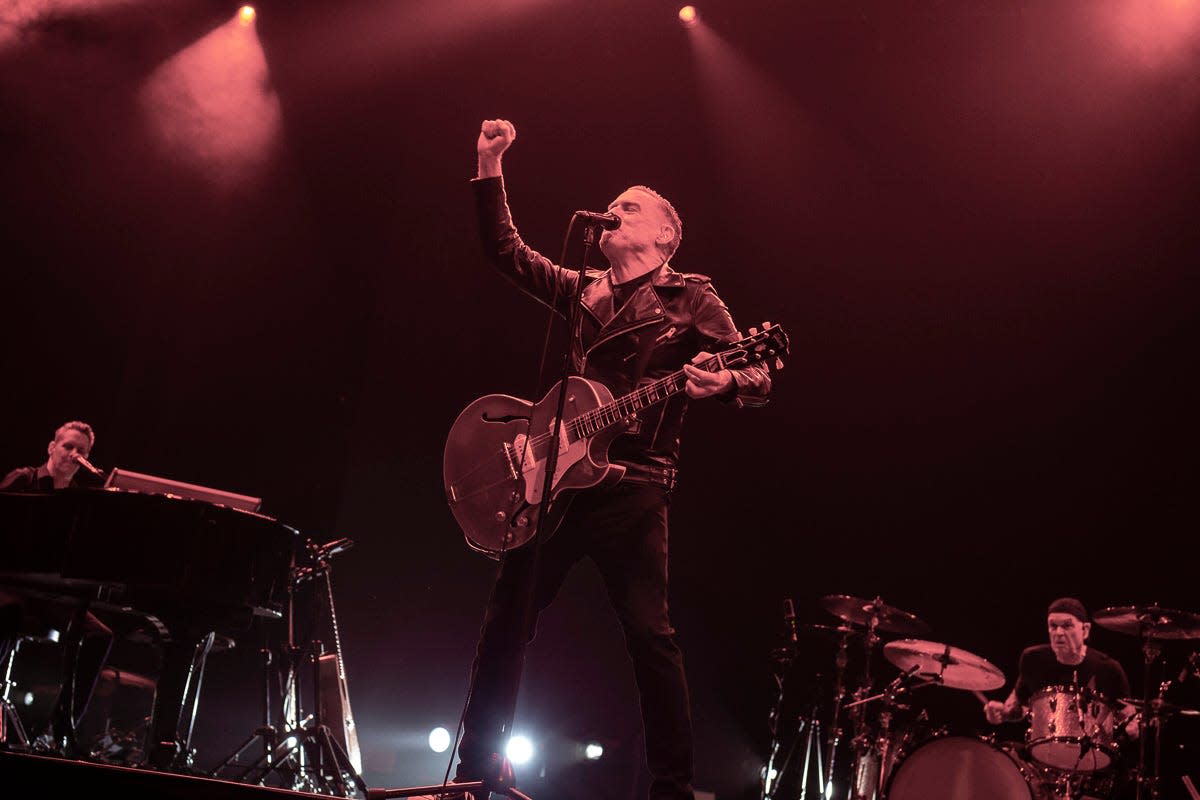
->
[566, 353, 725, 440]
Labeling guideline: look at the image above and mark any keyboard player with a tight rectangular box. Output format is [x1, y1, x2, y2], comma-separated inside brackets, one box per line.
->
[1, 420, 113, 756]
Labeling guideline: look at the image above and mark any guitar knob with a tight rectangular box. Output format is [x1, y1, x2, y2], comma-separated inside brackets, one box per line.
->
[495, 511, 507, 522]
[516, 515, 529, 527]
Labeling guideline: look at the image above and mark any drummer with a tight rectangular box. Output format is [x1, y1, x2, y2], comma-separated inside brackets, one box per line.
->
[984, 597, 1134, 728]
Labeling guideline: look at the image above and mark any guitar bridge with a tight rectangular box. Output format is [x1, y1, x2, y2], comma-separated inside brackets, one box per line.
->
[502, 441, 520, 481]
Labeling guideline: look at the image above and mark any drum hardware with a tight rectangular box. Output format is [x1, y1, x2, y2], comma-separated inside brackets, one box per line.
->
[763, 600, 834, 800]
[210, 537, 365, 798]
[1094, 604, 1200, 800]
[886, 734, 1042, 800]
[1025, 685, 1117, 772]
[817, 596, 930, 800]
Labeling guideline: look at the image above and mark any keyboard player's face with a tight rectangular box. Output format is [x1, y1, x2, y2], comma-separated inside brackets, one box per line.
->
[46, 429, 92, 479]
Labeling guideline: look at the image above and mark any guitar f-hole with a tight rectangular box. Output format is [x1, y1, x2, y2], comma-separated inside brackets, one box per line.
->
[482, 412, 530, 423]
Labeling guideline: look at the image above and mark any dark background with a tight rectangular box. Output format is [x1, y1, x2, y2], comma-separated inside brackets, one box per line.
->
[1, 0, 1197, 797]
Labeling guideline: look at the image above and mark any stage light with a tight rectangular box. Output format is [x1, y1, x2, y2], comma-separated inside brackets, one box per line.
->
[238, 5, 256, 26]
[506, 735, 534, 765]
[584, 742, 604, 760]
[428, 726, 451, 753]
[22, 692, 33, 706]
[678, 6, 698, 26]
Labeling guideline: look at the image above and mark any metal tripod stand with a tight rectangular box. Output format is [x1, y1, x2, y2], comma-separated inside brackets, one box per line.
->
[210, 538, 365, 797]
[1, 638, 30, 749]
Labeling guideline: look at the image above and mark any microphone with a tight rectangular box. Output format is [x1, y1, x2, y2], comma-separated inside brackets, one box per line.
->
[312, 537, 354, 558]
[783, 598, 799, 644]
[574, 210, 621, 230]
[72, 453, 105, 478]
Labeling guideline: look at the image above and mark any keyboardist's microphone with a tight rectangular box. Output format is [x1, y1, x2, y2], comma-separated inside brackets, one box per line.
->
[72, 453, 105, 478]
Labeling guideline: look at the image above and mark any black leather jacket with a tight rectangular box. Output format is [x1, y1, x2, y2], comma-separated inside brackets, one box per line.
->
[473, 176, 771, 471]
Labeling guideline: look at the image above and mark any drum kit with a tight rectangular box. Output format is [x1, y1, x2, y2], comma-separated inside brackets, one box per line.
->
[762, 596, 1200, 800]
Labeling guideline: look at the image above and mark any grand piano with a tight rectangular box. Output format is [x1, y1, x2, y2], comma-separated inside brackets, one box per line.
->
[0, 487, 299, 769]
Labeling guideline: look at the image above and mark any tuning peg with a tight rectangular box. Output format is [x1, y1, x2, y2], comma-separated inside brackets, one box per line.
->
[774, 357, 785, 370]
[762, 320, 772, 329]
[749, 326, 759, 336]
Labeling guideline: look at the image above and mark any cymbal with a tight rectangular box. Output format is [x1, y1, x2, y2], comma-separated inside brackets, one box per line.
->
[1119, 697, 1200, 717]
[883, 639, 1007, 691]
[820, 594, 931, 636]
[1093, 605, 1200, 640]
[800, 622, 863, 638]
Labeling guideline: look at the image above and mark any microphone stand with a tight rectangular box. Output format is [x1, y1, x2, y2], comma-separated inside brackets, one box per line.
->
[369, 217, 603, 800]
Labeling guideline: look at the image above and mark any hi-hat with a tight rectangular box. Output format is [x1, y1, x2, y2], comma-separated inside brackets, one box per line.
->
[1119, 697, 1200, 717]
[820, 594, 931, 637]
[883, 639, 1006, 691]
[1093, 605, 1200, 640]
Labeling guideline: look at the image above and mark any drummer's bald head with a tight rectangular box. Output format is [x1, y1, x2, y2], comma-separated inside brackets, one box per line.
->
[1047, 597, 1088, 624]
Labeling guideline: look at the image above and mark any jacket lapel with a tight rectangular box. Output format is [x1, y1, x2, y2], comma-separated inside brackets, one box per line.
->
[582, 264, 685, 354]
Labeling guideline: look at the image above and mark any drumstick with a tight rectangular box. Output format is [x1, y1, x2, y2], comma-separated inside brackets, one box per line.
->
[972, 690, 989, 706]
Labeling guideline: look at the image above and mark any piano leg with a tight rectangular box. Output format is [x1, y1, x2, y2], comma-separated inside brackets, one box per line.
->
[146, 632, 215, 770]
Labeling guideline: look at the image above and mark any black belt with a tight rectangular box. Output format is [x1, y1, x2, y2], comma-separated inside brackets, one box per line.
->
[619, 463, 678, 490]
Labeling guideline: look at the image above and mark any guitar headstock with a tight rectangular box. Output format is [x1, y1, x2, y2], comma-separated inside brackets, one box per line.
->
[720, 322, 789, 371]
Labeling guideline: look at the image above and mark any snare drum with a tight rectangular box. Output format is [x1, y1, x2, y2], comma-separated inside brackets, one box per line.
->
[886, 735, 1045, 800]
[1026, 685, 1117, 771]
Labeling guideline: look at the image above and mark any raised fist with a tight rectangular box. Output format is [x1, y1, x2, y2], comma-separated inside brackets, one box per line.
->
[477, 119, 516, 160]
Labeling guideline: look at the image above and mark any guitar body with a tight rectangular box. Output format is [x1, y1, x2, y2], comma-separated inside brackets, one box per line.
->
[444, 322, 789, 556]
[443, 376, 630, 556]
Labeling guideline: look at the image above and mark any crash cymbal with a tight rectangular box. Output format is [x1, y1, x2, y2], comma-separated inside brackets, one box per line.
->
[1093, 605, 1200, 640]
[1119, 697, 1200, 717]
[883, 639, 1007, 691]
[820, 594, 931, 636]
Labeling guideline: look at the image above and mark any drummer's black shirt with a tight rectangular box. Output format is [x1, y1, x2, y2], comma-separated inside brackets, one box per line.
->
[1014, 644, 1131, 705]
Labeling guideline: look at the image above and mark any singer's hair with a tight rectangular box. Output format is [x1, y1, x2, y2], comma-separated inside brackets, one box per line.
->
[54, 420, 95, 449]
[630, 185, 683, 259]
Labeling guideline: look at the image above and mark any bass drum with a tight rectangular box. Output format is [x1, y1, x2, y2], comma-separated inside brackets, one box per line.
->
[886, 736, 1044, 800]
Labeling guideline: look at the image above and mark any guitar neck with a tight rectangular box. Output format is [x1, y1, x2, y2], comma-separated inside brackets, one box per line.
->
[567, 352, 727, 440]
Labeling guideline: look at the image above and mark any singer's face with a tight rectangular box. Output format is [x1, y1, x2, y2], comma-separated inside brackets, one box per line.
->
[600, 188, 671, 261]
[1047, 613, 1090, 663]
[46, 429, 91, 477]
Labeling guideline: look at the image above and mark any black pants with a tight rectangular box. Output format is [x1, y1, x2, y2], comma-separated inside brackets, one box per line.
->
[457, 481, 694, 800]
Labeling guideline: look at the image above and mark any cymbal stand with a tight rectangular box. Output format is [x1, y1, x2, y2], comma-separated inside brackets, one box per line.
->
[1135, 634, 1164, 800]
[761, 648, 791, 800]
[847, 604, 882, 800]
[824, 631, 850, 800]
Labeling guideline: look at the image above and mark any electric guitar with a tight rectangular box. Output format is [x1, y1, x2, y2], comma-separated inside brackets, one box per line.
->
[443, 323, 788, 556]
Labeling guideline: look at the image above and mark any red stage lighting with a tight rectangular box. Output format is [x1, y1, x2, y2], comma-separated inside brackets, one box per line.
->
[238, 5, 256, 26]
[679, 6, 698, 27]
